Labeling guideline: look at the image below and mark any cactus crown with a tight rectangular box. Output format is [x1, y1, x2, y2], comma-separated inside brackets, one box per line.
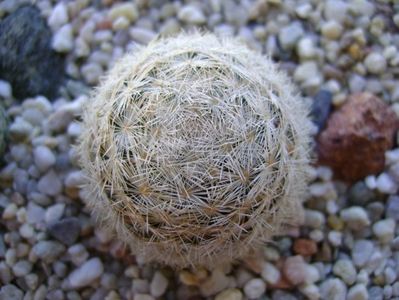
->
[78, 33, 311, 268]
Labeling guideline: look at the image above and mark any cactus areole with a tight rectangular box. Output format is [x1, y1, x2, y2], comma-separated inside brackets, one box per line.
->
[78, 33, 311, 268]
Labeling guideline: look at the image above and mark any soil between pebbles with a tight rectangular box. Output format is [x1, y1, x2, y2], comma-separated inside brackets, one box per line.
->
[1, 1, 399, 300]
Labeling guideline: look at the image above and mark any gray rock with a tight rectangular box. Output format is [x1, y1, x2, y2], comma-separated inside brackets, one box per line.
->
[0, 284, 23, 300]
[0, 5, 64, 99]
[37, 170, 62, 196]
[12, 260, 32, 277]
[32, 240, 65, 263]
[150, 271, 168, 297]
[48, 217, 81, 246]
[311, 90, 332, 130]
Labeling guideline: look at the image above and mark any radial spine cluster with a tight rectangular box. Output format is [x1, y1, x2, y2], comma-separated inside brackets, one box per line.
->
[78, 33, 311, 268]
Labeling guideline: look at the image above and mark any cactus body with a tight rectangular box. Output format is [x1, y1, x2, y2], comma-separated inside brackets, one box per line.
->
[78, 33, 311, 268]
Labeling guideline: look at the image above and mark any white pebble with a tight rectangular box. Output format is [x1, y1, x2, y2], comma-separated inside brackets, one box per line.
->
[340, 206, 370, 230]
[347, 284, 368, 300]
[243, 278, 266, 299]
[48, 2, 68, 30]
[365, 175, 377, 190]
[215, 288, 243, 300]
[321, 20, 343, 39]
[109, 3, 139, 23]
[0, 80, 12, 98]
[295, 3, 312, 19]
[324, 0, 348, 23]
[352, 240, 374, 268]
[150, 271, 168, 297]
[65, 170, 85, 188]
[279, 22, 304, 50]
[297, 37, 316, 59]
[376, 173, 397, 194]
[299, 283, 320, 300]
[372, 219, 395, 243]
[129, 27, 156, 45]
[33, 146, 56, 172]
[45, 203, 65, 224]
[68, 258, 104, 288]
[261, 262, 280, 285]
[328, 231, 342, 247]
[320, 278, 347, 300]
[178, 5, 206, 25]
[52, 24, 74, 53]
[304, 209, 325, 229]
[364, 52, 387, 75]
[81, 63, 103, 85]
[333, 260, 357, 285]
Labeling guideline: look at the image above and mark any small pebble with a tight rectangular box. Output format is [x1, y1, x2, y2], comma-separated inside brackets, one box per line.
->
[48, 2, 68, 30]
[340, 206, 370, 230]
[347, 284, 368, 300]
[215, 288, 243, 300]
[333, 260, 357, 285]
[0, 284, 23, 300]
[33, 146, 56, 172]
[372, 219, 395, 243]
[283, 256, 306, 285]
[48, 217, 81, 245]
[150, 271, 168, 297]
[320, 278, 347, 300]
[52, 24, 74, 53]
[178, 5, 206, 25]
[364, 52, 387, 75]
[38, 170, 63, 196]
[243, 278, 266, 299]
[352, 240, 374, 268]
[261, 262, 280, 285]
[67, 257, 104, 288]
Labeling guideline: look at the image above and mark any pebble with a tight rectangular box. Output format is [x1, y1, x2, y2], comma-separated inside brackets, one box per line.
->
[68, 244, 89, 266]
[300, 283, 320, 300]
[129, 27, 156, 45]
[347, 284, 368, 300]
[293, 239, 317, 256]
[372, 219, 395, 243]
[150, 271, 168, 297]
[319, 278, 347, 300]
[109, 3, 139, 23]
[321, 20, 343, 39]
[278, 22, 304, 50]
[81, 63, 103, 85]
[134, 295, 154, 300]
[243, 278, 266, 299]
[333, 260, 357, 285]
[215, 288, 243, 300]
[283, 256, 306, 285]
[324, 0, 348, 23]
[32, 240, 65, 263]
[0, 80, 12, 98]
[178, 5, 206, 25]
[0, 284, 23, 300]
[52, 24, 74, 53]
[297, 37, 316, 59]
[304, 209, 325, 229]
[12, 260, 32, 277]
[45, 203, 65, 224]
[261, 262, 280, 285]
[48, 2, 68, 30]
[352, 240, 374, 267]
[33, 146, 56, 172]
[48, 217, 81, 245]
[38, 170, 63, 196]
[376, 173, 397, 194]
[340, 206, 370, 230]
[67, 257, 104, 288]
[386, 196, 399, 221]
[200, 268, 230, 297]
[295, 3, 312, 19]
[364, 53, 387, 75]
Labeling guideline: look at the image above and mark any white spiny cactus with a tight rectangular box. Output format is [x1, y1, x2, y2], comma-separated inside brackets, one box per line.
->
[78, 33, 311, 268]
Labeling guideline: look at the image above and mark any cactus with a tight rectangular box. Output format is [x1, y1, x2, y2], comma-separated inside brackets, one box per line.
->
[78, 33, 311, 268]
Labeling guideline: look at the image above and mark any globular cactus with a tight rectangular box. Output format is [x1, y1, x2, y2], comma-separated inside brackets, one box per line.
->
[78, 33, 311, 268]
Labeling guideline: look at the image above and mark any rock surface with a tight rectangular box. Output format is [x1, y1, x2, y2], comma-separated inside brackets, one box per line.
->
[0, 5, 65, 100]
[317, 93, 399, 182]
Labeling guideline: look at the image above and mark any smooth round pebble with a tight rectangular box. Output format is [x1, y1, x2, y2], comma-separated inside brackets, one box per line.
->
[243, 278, 266, 299]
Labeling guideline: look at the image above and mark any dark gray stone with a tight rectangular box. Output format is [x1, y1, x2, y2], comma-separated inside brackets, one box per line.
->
[0, 284, 23, 300]
[311, 89, 332, 130]
[48, 217, 81, 245]
[0, 5, 65, 100]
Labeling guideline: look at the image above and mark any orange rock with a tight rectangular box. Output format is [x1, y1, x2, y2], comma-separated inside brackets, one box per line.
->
[293, 239, 317, 256]
[317, 93, 399, 182]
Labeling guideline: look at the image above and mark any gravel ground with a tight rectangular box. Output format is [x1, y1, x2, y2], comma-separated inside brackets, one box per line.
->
[1, 0, 399, 299]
